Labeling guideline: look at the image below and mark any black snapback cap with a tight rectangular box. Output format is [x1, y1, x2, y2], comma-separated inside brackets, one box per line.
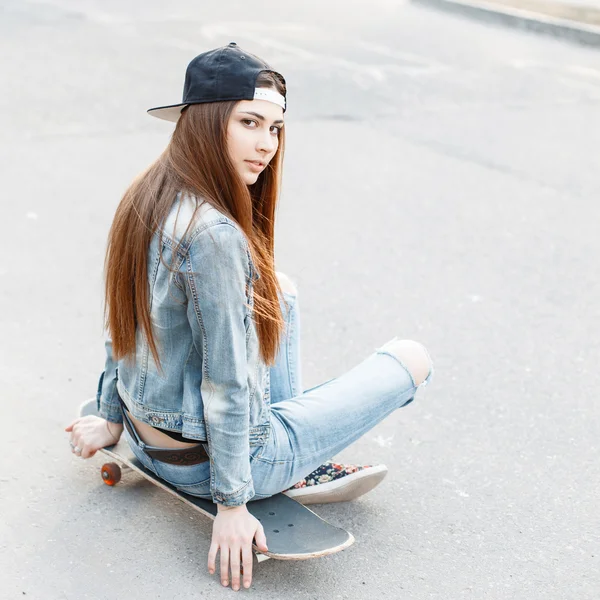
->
[147, 42, 287, 122]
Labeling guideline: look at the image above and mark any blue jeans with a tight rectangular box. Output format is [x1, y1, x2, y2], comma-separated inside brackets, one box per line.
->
[124, 287, 434, 501]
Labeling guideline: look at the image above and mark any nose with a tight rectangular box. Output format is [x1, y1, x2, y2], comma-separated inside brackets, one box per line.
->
[256, 129, 277, 155]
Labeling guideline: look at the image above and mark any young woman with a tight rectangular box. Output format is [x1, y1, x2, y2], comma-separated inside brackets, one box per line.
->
[65, 42, 434, 591]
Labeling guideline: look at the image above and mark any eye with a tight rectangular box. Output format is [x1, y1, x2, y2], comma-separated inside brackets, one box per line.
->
[241, 119, 282, 136]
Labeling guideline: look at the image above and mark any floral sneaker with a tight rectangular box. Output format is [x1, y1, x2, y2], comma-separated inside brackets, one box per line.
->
[282, 460, 388, 505]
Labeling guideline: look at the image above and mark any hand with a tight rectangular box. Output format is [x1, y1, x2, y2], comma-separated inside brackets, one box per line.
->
[64, 415, 123, 459]
[208, 504, 268, 590]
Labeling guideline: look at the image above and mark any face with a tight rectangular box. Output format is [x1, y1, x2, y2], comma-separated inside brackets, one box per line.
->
[226, 98, 284, 185]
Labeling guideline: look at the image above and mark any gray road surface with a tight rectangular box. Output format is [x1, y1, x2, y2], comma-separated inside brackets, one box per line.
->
[1, 0, 599, 598]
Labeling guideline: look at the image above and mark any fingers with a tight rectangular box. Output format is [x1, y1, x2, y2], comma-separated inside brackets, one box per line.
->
[68, 420, 82, 456]
[230, 547, 241, 591]
[220, 546, 230, 588]
[241, 545, 253, 589]
[221, 546, 248, 591]
[70, 435, 96, 459]
[207, 542, 218, 575]
[211, 545, 246, 590]
[64, 418, 79, 432]
[81, 446, 96, 459]
[207, 518, 262, 589]
[70, 439, 83, 457]
[208, 544, 233, 587]
[67, 417, 111, 459]
[255, 523, 268, 552]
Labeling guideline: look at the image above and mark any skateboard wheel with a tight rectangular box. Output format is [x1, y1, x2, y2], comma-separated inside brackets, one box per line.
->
[101, 462, 122, 486]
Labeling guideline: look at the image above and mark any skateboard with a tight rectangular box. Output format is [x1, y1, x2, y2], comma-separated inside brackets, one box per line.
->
[78, 399, 354, 563]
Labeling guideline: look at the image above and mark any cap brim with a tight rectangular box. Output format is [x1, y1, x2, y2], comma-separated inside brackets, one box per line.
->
[147, 103, 188, 122]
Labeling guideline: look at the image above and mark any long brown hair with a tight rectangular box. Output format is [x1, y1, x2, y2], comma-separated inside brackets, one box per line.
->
[104, 71, 286, 372]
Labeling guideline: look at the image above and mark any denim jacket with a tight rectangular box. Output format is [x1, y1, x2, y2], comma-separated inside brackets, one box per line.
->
[96, 193, 271, 506]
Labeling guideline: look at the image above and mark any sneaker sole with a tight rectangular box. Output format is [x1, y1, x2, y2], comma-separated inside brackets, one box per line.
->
[282, 464, 388, 505]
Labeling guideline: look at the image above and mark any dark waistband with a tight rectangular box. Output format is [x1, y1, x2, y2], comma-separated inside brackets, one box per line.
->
[117, 396, 210, 466]
[154, 426, 202, 444]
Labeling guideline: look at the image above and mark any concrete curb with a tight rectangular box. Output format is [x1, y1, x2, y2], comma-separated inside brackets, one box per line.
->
[412, 0, 600, 47]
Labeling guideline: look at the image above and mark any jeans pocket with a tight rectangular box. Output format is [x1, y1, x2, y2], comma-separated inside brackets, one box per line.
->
[249, 442, 267, 464]
[166, 478, 212, 498]
[151, 459, 212, 495]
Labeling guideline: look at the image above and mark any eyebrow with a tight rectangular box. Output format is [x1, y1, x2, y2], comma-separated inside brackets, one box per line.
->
[239, 111, 284, 125]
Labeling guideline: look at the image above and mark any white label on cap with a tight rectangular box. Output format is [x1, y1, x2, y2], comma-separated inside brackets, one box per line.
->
[253, 88, 286, 110]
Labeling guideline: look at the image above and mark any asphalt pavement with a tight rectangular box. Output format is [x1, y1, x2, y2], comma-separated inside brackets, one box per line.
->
[1, 0, 599, 598]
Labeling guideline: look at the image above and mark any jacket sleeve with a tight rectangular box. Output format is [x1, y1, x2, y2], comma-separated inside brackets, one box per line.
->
[185, 223, 255, 507]
[96, 337, 123, 424]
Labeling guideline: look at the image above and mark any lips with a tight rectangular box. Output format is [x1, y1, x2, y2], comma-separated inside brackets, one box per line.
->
[246, 160, 265, 167]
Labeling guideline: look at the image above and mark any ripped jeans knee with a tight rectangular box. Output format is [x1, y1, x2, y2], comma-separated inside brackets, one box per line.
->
[376, 337, 434, 388]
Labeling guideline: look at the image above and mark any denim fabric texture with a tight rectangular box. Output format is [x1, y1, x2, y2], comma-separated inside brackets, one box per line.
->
[97, 193, 269, 505]
[97, 193, 434, 506]
[122, 285, 433, 504]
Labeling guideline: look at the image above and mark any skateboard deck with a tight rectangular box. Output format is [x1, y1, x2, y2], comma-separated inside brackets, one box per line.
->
[78, 399, 354, 562]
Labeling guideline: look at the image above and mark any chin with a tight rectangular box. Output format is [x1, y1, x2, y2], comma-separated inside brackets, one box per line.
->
[243, 173, 260, 186]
